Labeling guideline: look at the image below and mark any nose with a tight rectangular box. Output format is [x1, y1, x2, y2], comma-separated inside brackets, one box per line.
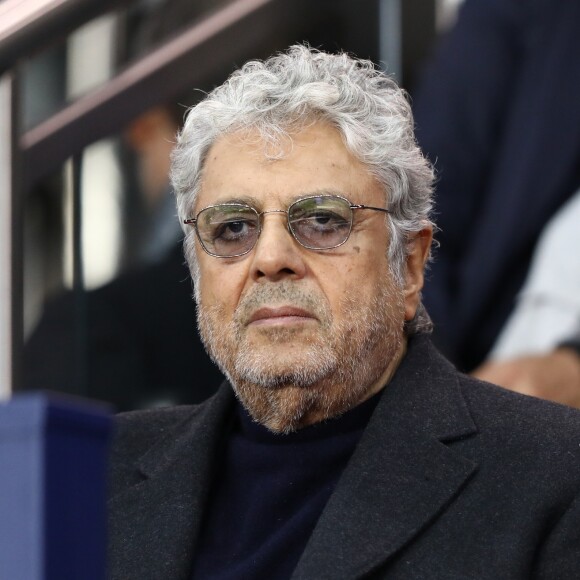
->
[249, 211, 307, 282]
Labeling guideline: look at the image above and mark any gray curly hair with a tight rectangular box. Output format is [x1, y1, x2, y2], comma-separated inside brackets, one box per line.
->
[171, 44, 435, 333]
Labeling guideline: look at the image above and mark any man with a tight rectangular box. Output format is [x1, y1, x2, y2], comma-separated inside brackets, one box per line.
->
[109, 46, 580, 579]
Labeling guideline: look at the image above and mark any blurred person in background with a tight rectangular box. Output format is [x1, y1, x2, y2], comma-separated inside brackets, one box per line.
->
[23, 0, 224, 410]
[412, 0, 580, 405]
[119, 0, 220, 269]
[473, 189, 580, 407]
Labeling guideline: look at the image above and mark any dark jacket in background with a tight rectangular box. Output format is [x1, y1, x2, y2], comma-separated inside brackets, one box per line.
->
[24, 244, 223, 410]
[413, 0, 580, 370]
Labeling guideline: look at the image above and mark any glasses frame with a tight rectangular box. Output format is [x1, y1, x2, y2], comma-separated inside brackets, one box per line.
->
[183, 194, 391, 258]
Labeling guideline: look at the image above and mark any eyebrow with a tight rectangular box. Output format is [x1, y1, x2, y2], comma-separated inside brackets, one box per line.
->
[213, 189, 350, 208]
[214, 195, 262, 207]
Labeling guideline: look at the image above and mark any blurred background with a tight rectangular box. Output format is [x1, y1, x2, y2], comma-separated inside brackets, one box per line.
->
[6, 0, 578, 413]
[3, 0, 460, 410]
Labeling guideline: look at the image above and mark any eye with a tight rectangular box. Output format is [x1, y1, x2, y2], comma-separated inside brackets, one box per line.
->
[212, 218, 256, 242]
[289, 197, 353, 248]
[291, 202, 351, 232]
[196, 204, 260, 256]
[294, 210, 348, 230]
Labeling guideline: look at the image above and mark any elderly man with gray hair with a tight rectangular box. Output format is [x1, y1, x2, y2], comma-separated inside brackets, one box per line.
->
[108, 46, 580, 579]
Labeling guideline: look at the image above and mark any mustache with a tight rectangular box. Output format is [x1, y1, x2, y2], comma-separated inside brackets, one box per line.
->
[235, 282, 331, 326]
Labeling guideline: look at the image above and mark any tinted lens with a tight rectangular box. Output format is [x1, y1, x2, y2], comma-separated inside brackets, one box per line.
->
[196, 204, 259, 256]
[288, 196, 353, 249]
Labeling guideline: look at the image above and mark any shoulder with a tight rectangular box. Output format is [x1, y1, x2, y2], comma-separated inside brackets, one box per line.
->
[109, 405, 205, 491]
[109, 383, 233, 466]
[414, 337, 580, 478]
[418, 336, 580, 441]
[460, 372, 580, 436]
[111, 404, 203, 460]
[108, 385, 234, 498]
[457, 373, 580, 484]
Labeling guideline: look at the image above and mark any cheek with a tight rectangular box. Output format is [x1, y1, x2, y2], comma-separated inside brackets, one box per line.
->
[198, 262, 247, 313]
[197, 258, 222, 305]
[332, 255, 393, 312]
[318, 264, 363, 320]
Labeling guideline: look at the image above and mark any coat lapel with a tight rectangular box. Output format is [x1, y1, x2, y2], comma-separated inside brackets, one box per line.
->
[292, 337, 479, 580]
[108, 386, 234, 580]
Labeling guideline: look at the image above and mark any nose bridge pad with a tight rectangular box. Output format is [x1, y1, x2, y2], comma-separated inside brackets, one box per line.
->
[258, 209, 294, 244]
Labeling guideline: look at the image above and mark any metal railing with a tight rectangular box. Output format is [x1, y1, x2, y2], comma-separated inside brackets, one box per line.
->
[1, 0, 432, 400]
[0, 0, 352, 399]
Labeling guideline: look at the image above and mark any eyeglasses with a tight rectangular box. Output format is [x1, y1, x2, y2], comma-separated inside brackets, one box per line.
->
[183, 194, 391, 258]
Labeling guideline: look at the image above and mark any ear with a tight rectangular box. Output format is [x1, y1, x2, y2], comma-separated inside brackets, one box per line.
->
[403, 225, 433, 321]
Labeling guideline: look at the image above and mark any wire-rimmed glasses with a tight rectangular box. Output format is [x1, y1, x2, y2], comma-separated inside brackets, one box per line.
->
[183, 194, 391, 258]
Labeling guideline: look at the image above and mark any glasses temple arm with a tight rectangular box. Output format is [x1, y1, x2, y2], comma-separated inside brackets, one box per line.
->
[350, 204, 391, 214]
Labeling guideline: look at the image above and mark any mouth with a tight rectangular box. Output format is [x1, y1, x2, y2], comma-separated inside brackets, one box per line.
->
[247, 306, 318, 327]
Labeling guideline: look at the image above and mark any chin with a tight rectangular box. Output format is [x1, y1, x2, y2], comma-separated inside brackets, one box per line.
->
[230, 372, 376, 434]
[232, 347, 339, 390]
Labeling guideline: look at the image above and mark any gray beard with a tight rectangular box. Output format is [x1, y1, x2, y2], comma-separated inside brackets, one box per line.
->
[197, 279, 404, 433]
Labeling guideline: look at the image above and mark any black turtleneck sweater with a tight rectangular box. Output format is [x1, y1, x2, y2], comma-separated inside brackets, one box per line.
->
[190, 391, 381, 579]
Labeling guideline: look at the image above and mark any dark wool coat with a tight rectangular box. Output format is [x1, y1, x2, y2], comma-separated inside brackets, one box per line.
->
[108, 336, 580, 579]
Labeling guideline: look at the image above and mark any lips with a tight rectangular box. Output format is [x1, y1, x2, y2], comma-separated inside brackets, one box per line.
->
[247, 306, 317, 326]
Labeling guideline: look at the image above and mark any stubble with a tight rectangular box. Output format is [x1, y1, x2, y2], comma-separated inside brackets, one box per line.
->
[197, 277, 405, 433]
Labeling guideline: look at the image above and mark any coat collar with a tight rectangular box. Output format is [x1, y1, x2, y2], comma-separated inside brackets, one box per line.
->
[109, 335, 478, 580]
[292, 335, 479, 579]
[108, 385, 235, 580]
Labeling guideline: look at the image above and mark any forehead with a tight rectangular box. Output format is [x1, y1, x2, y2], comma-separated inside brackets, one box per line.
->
[195, 122, 383, 210]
